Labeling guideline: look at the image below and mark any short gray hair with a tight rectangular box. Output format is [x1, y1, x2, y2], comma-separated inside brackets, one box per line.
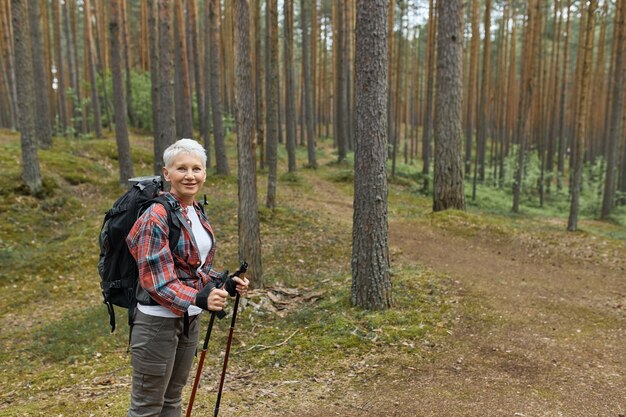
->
[163, 138, 207, 168]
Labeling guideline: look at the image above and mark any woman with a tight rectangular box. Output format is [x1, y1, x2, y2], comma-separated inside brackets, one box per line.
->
[126, 138, 249, 416]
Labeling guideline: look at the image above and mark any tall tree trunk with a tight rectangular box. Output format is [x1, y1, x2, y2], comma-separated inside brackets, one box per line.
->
[155, 0, 176, 175]
[465, 0, 479, 178]
[12, 0, 42, 194]
[601, 0, 625, 218]
[422, 0, 436, 194]
[557, 0, 572, 191]
[209, 0, 229, 175]
[302, 0, 317, 167]
[84, 0, 102, 138]
[352, 0, 391, 310]
[202, 0, 212, 167]
[233, 0, 263, 288]
[148, 0, 159, 142]
[121, 0, 133, 127]
[109, 0, 134, 184]
[476, 0, 491, 184]
[567, 0, 597, 231]
[28, 0, 52, 148]
[253, 0, 265, 171]
[187, 0, 206, 145]
[433, 0, 465, 212]
[265, 0, 279, 208]
[1, 1, 18, 129]
[53, 0, 68, 134]
[334, 0, 347, 162]
[63, 0, 79, 135]
[512, 0, 540, 213]
[284, 0, 297, 173]
[174, 0, 192, 138]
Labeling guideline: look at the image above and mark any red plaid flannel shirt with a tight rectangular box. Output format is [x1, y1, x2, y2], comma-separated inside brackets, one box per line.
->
[126, 193, 221, 316]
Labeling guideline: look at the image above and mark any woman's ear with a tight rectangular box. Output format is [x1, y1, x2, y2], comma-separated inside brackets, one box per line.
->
[162, 166, 170, 182]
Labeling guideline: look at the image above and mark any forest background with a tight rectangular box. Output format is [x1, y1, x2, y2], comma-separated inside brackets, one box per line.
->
[0, 0, 625, 415]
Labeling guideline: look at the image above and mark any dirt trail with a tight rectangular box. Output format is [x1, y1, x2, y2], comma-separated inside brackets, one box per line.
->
[264, 173, 626, 417]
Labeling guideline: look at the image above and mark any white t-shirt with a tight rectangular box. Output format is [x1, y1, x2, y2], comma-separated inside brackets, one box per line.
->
[138, 204, 213, 318]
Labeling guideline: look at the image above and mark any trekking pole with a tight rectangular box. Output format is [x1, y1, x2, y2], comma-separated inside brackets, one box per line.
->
[186, 262, 248, 417]
[214, 261, 247, 417]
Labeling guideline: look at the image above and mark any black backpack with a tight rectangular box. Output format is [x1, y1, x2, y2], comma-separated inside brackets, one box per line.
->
[98, 176, 182, 332]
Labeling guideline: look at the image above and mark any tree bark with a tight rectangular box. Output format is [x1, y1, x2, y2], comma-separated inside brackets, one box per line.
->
[422, 0, 436, 194]
[432, 0, 465, 212]
[352, 0, 391, 310]
[209, 0, 229, 175]
[12, 0, 42, 194]
[109, 0, 134, 184]
[567, 0, 597, 231]
[84, 0, 103, 138]
[265, 0, 279, 208]
[28, 0, 52, 148]
[601, 0, 624, 218]
[233, 0, 263, 288]
[155, 0, 176, 174]
[173, 0, 193, 138]
[284, 0, 297, 173]
[302, 0, 317, 167]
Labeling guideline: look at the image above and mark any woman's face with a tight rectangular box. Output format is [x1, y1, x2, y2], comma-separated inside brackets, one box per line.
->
[162, 153, 206, 204]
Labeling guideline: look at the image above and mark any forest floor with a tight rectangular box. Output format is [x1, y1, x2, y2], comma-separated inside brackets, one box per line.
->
[237, 171, 626, 417]
[1, 133, 624, 416]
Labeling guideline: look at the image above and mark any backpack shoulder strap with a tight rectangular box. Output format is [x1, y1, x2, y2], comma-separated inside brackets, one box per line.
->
[149, 195, 182, 252]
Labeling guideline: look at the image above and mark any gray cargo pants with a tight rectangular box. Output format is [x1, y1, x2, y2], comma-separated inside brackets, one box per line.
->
[127, 310, 200, 417]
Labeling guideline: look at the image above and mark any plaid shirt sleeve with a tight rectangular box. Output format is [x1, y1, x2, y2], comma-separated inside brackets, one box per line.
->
[126, 203, 198, 316]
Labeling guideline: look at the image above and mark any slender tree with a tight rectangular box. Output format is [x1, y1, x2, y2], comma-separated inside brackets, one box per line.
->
[352, 0, 391, 310]
[84, 0, 102, 138]
[209, 0, 229, 175]
[568, 0, 597, 231]
[28, 0, 52, 148]
[148, 0, 159, 142]
[601, 0, 624, 218]
[12, 0, 42, 194]
[233, 0, 263, 288]
[465, 0, 479, 178]
[302, 0, 317, 167]
[52, 0, 68, 134]
[422, 0, 436, 193]
[155, 0, 176, 175]
[266, 0, 279, 208]
[187, 0, 206, 144]
[284, 0, 297, 173]
[432, 0, 465, 212]
[109, 0, 134, 184]
[173, 0, 193, 138]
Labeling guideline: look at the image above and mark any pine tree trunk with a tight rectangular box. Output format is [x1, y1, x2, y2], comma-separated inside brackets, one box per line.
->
[109, 0, 134, 184]
[53, 0, 68, 134]
[512, 0, 540, 213]
[148, 0, 159, 142]
[476, 0, 491, 183]
[121, 0, 133, 127]
[155, 0, 176, 174]
[352, 0, 391, 310]
[265, 0, 279, 208]
[84, 0, 102, 138]
[601, 0, 625, 218]
[567, 0, 597, 231]
[209, 0, 229, 175]
[187, 0, 206, 144]
[12, 0, 42, 194]
[432, 0, 465, 212]
[284, 0, 297, 173]
[27, 0, 52, 147]
[302, 0, 317, 167]
[422, 0, 436, 194]
[173, 0, 192, 138]
[233, 0, 263, 288]
[253, 0, 265, 171]
[465, 0, 479, 178]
